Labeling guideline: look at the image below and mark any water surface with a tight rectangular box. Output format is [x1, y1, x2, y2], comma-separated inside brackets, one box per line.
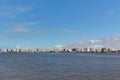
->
[0, 53, 120, 80]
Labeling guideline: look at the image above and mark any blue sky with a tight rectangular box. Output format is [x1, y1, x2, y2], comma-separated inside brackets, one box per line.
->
[0, 0, 120, 49]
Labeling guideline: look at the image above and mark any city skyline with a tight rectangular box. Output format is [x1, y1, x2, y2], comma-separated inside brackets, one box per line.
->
[0, 0, 120, 49]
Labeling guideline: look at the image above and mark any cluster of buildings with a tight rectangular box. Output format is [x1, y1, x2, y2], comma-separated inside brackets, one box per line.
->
[55, 47, 120, 53]
[64, 48, 119, 53]
[0, 48, 120, 53]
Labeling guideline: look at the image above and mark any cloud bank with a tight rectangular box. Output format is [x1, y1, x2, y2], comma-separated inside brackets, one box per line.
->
[64, 35, 120, 49]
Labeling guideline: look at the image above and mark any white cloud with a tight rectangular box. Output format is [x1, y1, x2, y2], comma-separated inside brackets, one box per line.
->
[11, 27, 30, 32]
[17, 6, 32, 12]
[0, 5, 33, 18]
[56, 45, 63, 48]
[59, 29, 79, 33]
[89, 40, 101, 44]
[64, 35, 120, 49]
[12, 22, 38, 28]
[0, 21, 38, 33]
[0, 27, 30, 33]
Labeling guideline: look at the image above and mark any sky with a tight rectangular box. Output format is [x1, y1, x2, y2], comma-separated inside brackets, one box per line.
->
[0, 0, 120, 49]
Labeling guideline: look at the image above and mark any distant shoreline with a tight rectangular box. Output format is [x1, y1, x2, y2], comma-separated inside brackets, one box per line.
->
[1, 52, 120, 54]
[0, 48, 120, 54]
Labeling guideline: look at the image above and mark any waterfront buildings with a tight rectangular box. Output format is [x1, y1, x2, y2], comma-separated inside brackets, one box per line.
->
[0, 47, 120, 53]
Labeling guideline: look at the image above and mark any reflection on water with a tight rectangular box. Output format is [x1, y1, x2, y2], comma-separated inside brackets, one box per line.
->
[0, 53, 120, 80]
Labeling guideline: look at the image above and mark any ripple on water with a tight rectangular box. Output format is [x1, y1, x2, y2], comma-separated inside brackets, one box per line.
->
[0, 53, 120, 80]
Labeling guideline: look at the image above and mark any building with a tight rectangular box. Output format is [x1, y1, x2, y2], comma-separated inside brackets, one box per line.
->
[96, 48, 101, 53]
[101, 48, 108, 53]
[55, 45, 63, 52]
